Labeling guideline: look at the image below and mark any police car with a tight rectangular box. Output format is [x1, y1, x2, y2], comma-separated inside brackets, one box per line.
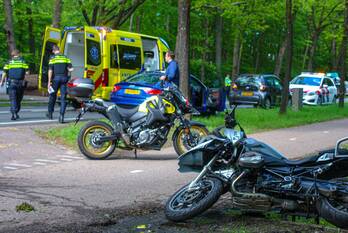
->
[289, 72, 337, 105]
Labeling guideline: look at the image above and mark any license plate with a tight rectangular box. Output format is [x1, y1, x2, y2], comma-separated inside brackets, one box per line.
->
[242, 91, 253, 96]
[125, 89, 140, 95]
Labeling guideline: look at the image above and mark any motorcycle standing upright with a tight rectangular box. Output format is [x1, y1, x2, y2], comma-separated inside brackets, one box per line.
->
[70, 79, 209, 159]
[165, 105, 348, 229]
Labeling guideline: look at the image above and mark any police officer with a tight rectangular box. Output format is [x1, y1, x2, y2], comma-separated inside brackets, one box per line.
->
[46, 45, 73, 123]
[0, 49, 29, 120]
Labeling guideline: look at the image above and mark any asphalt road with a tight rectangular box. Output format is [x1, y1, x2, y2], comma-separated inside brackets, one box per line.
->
[0, 105, 102, 127]
[1, 118, 348, 232]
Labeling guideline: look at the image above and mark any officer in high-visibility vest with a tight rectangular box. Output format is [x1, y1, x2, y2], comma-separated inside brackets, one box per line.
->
[0, 49, 29, 120]
[46, 45, 73, 123]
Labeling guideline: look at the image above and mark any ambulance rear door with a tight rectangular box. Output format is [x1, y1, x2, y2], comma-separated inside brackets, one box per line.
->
[39, 27, 61, 91]
[84, 26, 103, 97]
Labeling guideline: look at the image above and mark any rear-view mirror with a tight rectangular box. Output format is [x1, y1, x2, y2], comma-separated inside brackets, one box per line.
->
[335, 137, 348, 157]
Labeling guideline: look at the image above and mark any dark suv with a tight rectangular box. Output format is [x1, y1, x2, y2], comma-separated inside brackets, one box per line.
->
[229, 74, 283, 108]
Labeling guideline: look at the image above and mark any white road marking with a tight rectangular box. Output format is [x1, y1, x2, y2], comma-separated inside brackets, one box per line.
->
[0, 118, 78, 126]
[7, 163, 32, 168]
[323, 131, 329, 134]
[33, 162, 46, 165]
[35, 159, 59, 163]
[59, 158, 73, 161]
[289, 137, 297, 141]
[58, 155, 82, 159]
[130, 170, 144, 174]
[3, 166, 18, 170]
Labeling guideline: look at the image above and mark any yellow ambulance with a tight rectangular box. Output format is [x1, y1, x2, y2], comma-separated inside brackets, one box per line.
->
[38, 26, 169, 100]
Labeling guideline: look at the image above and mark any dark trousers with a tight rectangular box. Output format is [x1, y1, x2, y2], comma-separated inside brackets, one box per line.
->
[48, 76, 68, 115]
[8, 80, 24, 114]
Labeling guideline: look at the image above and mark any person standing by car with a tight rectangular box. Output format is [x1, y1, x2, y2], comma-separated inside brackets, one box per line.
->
[46, 45, 73, 123]
[224, 74, 232, 108]
[160, 51, 180, 87]
[0, 49, 29, 120]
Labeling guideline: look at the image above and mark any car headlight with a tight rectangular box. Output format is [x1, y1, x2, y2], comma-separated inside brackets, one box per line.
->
[307, 91, 315, 96]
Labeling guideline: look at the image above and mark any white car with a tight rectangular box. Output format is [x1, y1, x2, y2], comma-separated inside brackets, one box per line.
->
[290, 73, 337, 105]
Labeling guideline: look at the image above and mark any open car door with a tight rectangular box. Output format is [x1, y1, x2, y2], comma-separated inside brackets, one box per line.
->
[84, 26, 104, 97]
[39, 27, 61, 91]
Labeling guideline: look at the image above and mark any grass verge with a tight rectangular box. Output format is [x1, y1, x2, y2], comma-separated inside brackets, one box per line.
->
[40, 105, 348, 148]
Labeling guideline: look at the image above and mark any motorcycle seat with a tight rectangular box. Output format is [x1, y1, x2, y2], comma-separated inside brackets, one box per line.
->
[115, 105, 139, 118]
[285, 154, 321, 166]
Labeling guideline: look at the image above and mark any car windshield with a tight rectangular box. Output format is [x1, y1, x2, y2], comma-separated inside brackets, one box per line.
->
[236, 76, 261, 86]
[125, 72, 162, 85]
[291, 76, 321, 86]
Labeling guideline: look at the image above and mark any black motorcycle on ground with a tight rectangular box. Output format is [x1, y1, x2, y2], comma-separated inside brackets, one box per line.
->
[165, 105, 348, 229]
[74, 86, 209, 159]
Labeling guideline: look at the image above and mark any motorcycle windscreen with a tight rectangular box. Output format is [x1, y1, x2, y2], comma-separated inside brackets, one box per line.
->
[84, 26, 103, 96]
[38, 27, 61, 91]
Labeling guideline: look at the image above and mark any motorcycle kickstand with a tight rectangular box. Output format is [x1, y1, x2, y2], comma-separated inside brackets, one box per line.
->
[134, 149, 137, 159]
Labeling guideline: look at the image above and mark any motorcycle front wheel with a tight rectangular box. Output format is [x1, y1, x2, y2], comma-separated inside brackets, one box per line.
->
[165, 177, 223, 222]
[173, 125, 209, 156]
[317, 197, 348, 229]
[78, 121, 117, 160]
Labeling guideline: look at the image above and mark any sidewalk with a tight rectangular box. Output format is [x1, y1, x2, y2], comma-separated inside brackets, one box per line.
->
[0, 93, 48, 103]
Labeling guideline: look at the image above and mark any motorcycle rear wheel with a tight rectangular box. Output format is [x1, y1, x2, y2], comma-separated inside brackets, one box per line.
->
[173, 125, 209, 156]
[78, 121, 117, 160]
[165, 177, 223, 222]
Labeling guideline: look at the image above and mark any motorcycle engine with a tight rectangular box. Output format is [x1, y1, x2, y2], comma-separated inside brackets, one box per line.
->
[136, 129, 157, 145]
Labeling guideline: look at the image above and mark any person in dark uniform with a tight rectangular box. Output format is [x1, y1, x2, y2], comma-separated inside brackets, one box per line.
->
[159, 51, 180, 87]
[46, 45, 73, 123]
[0, 49, 29, 120]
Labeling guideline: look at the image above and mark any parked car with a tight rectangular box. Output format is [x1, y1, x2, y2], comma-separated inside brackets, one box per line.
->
[110, 71, 222, 114]
[229, 74, 284, 109]
[289, 72, 337, 105]
[326, 72, 340, 86]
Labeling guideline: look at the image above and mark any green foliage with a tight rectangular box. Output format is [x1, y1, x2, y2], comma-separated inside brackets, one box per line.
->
[16, 202, 35, 212]
[0, 0, 346, 85]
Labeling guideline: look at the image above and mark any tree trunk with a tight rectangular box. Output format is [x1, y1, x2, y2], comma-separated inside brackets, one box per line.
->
[232, 34, 241, 80]
[215, 14, 223, 84]
[3, 0, 16, 56]
[279, 0, 293, 114]
[27, 1, 36, 71]
[52, 0, 63, 28]
[135, 12, 143, 33]
[302, 41, 309, 70]
[274, 37, 288, 77]
[254, 34, 262, 73]
[307, 31, 319, 71]
[337, 0, 348, 108]
[330, 38, 337, 70]
[129, 13, 134, 31]
[176, 0, 190, 99]
[200, 19, 209, 83]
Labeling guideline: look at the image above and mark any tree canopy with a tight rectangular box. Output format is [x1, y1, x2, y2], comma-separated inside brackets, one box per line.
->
[0, 0, 346, 87]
